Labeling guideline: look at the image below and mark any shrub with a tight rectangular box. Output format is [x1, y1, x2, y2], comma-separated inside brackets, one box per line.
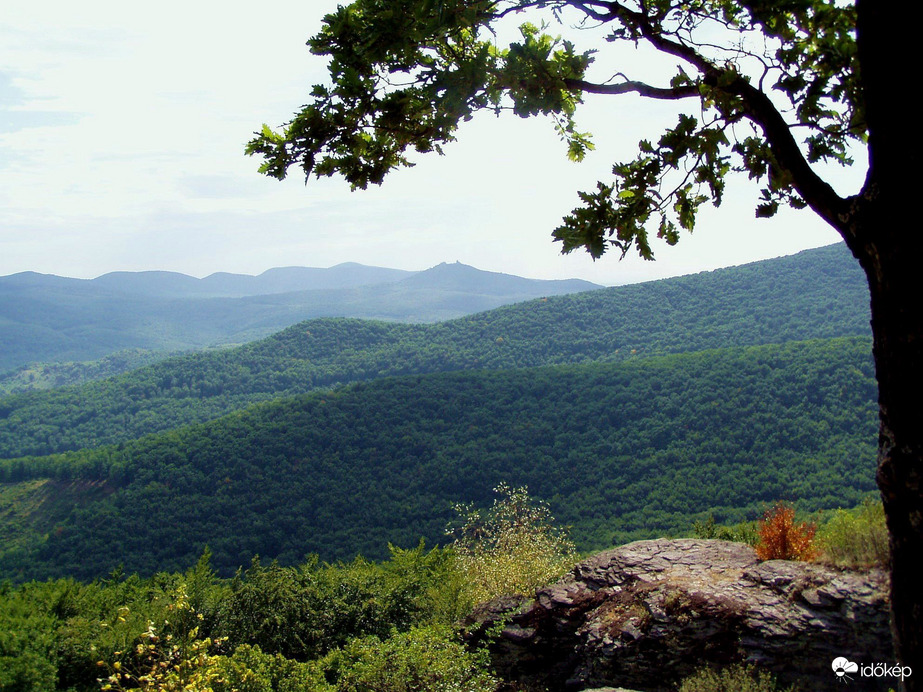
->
[220, 552, 435, 661]
[99, 585, 225, 692]
[0, 651, 57, 692]
[755, 502, 817, 561]
[817, 497, 889, 569]
[316, 624, 497, 692]
[447, 483, 578, 605]
[214, 645, 329, 692]
[692, 514, 759, 545]
[678, 663, 796, 691]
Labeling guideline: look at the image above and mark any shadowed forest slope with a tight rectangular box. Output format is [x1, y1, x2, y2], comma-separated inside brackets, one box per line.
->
[0, 337, 877, 581]
[0, 243, 869, 459]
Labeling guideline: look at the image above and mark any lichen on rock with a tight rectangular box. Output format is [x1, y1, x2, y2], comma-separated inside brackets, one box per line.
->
[461, 539, 890, 691]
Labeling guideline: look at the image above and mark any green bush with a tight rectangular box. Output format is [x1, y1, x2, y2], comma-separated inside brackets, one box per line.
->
[0, 582, 59, 691]
[447, 484, 578, 605]
[692, 515, 758, 545]
[817, 497, 889, 569]
[0, 574, 191, 692]
[97, 584, 230, 692]
[220, 545, 457, 660]
[678, 664, 796, 692]
[215, 645, 329, 692]
[384, 543, 472, 628]
[0, 651, 58, 692]
[316, 625, 497, 692]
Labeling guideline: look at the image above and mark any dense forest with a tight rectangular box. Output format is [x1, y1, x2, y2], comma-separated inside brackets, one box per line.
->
[0, 245, 881, 691]
[0, 337, 877, 581]
[0, 348, 179, 397]
[0, 243, 870, 459]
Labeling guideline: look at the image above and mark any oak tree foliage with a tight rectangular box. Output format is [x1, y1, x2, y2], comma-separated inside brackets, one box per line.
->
[246, 0, 923, 677]
[246, 0, 859, 260]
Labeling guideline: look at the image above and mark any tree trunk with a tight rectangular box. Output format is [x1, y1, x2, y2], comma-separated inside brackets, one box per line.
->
[844, 184, 921, 692]
[854, 4, 923, 689]
[862, 245, 923, 690]
[862, 176, 923, 692]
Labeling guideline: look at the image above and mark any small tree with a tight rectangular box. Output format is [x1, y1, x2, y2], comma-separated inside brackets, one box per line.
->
[679, 663, 796, 692]
[817, 498, 889, 570]
[447, 483, 577, 604]
[99, 586, 225, 692]
[755, 502, 817, 562]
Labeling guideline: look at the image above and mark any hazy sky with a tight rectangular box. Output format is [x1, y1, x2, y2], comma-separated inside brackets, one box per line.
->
[1, 1, 862, 285]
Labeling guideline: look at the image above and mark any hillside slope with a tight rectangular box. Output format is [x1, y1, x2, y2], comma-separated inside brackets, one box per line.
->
[0, 263, 598, 372]
[0, 243, 870, 459]
[0, 349, 181, 397]
[0, 337, 877, 581]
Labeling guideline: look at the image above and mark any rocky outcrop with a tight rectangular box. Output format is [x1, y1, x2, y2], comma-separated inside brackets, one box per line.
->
[462, 539, 891, 691]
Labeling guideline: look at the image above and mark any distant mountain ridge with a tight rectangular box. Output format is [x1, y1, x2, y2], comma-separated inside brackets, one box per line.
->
[0, 262, 414, 297]
[0, 261, 596, 299]
[0, 243, 870, 459]
[87, 262, 416, 297]
[0, 262, 600, 373]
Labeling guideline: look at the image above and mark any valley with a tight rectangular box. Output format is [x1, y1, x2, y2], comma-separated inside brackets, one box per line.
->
[0, 243, 876, 582]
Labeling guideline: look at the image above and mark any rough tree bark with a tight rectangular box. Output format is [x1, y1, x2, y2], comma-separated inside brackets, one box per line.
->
[847, 2, 922, 686]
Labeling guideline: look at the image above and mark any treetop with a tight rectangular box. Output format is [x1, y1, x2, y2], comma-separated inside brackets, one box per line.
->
[247, 0, 861, 261]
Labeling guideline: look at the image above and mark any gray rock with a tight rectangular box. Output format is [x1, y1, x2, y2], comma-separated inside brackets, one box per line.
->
[461, 539, 891, 691]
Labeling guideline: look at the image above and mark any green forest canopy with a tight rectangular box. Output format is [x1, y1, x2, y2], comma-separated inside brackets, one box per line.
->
[0, 337, 877, 581]
[0, 243, 868, 459]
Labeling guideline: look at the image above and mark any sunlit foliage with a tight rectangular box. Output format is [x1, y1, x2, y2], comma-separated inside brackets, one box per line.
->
[817, 497, 889, 570]
[448, 483, 578, 603]
[755, 501, 817, 562]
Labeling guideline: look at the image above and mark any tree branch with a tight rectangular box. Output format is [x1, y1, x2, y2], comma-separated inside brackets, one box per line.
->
[710, 72, 850, 232]
[564, 78, 700, 100]
[591, 2, 851, 232]
[492, 1, 555, 21]
[605, 1, 718, 73]
[565, 1, 619, 22]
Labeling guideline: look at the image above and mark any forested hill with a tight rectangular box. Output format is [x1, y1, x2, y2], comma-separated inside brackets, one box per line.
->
[0, 348, 181, 397]
[0, 243, 870, 459]
[0, 337, 877, 581]
[0, 262, 598, 373]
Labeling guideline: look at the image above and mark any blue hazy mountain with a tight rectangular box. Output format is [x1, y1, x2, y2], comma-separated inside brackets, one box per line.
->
[0, 262, 600, 372]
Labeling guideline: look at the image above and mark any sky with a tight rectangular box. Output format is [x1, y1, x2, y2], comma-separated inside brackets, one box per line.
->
[0, 1, 862, 286]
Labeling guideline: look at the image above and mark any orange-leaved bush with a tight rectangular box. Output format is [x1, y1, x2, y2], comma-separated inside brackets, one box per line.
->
[755, 501, 817, 561]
